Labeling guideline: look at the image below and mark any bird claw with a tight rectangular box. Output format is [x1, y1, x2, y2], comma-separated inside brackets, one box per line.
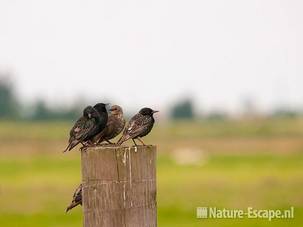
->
[80, 146, 88, 152]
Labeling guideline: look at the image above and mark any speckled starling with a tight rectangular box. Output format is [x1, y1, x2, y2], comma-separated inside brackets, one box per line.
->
[117, 107, 158, 146]
[63, 106, 94, 152]
[63, 104, 107, 152]
[66, 184, 82, 212]
[92, 105, 125, 144]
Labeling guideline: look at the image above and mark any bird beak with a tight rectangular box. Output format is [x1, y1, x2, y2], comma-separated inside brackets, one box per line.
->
[152, 110, 159, 113]
[88, 113, 92, 118]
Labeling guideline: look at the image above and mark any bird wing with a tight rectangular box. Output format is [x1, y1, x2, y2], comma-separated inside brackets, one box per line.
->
[91, 115, 115, 143]
[73, 184, 82, 204]
[74, 118, 95, 141]
[69, 117, 85, 137]
[125, 114, 152, 139]
[64, 116, 86, 152]
[100, 115, 115, 137]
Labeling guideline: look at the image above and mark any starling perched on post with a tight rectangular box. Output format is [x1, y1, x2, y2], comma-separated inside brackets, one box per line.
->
[117, 107, 158, 146]
[66, 184, 82, 212]
[92, 102, 109, 134]
[92, 105, 125, 144]
[63, 104, 108, 152]
[63, 106, 95, 152]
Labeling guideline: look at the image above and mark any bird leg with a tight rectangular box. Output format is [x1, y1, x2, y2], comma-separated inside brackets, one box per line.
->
[80, 146, 87, 152]
[80, 142, 86, 151]
[105, 139, 114, 144]
[137, 137, 146, 146]
[88, 140, 95, 146]
[132, 139, 138, 147]
[80, 141, 94, 151]
[95, 137, 104, 145]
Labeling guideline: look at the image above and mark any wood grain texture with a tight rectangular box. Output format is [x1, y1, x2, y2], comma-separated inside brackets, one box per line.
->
[81, 145, 157, 227]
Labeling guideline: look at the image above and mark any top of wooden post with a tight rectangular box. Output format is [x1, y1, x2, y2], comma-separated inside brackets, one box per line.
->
[81, 145, 156, 182]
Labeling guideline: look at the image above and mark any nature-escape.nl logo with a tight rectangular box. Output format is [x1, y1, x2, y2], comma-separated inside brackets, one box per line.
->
[196, 207, 294, 221]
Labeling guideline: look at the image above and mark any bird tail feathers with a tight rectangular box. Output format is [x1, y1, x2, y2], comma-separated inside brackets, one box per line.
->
[117, 136, 125, 145]
[62, 143, 71, 153]
[63, 140, 80, 153]
[66, 201, 80, 213]
[117, 135, 130, 145]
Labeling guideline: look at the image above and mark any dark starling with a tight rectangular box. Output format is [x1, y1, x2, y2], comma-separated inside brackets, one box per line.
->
[63, 104, 108, 152]
[93, 103, 109, 133]
[117, 107, 158, 146]
[92, 105, 125, 144]
[66, 184, 82, 212]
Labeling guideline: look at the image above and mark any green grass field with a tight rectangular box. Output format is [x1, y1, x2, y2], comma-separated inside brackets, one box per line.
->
[0, 119, 302, 226]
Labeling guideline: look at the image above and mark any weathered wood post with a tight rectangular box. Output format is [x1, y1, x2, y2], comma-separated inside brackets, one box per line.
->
[81, 145, 157, 227]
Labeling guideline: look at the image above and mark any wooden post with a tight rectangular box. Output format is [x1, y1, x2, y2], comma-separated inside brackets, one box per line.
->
[81, 145, 157, 227]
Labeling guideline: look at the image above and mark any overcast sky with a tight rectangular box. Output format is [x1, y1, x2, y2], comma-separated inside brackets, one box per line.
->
[0, 0, 302, 113]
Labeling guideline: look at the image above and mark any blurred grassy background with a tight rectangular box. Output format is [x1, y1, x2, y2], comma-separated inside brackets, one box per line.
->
[0, 119, 303, 227]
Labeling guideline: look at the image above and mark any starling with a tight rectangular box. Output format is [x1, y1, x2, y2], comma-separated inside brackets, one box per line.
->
[92, 103, 109, 133]
[92, 105, 125, 144]
[117, 107, 158, 146]
[63, 104, 108, 152]
[66, 184, 82, 212]
[63, 106, 95, 152]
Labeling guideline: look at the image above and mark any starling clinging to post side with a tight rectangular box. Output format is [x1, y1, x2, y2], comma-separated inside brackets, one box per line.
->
[66, 184, 82, 212]
[93, 105, 125, 144]
[117, 107, 158, 146]
[63, 103, 108, 152]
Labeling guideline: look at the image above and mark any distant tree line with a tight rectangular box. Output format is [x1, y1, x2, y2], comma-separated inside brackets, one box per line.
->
[0, 75, 302, 121]
[29, 100, 81, 121]
[0, 76, 81, 121]
[169, 98, 228, 121]
[170, 99, 195, 120]
[0, 78, 19, 119]
[169, 98, 303, 121]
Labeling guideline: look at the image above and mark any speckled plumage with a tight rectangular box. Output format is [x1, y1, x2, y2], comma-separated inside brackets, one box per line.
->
[66, 184, 82, 212]
[117, 107, 158, 146]
[63, 106, 94, 152]
[63, 104, 108, 152]
[93, 105, 125, 144]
